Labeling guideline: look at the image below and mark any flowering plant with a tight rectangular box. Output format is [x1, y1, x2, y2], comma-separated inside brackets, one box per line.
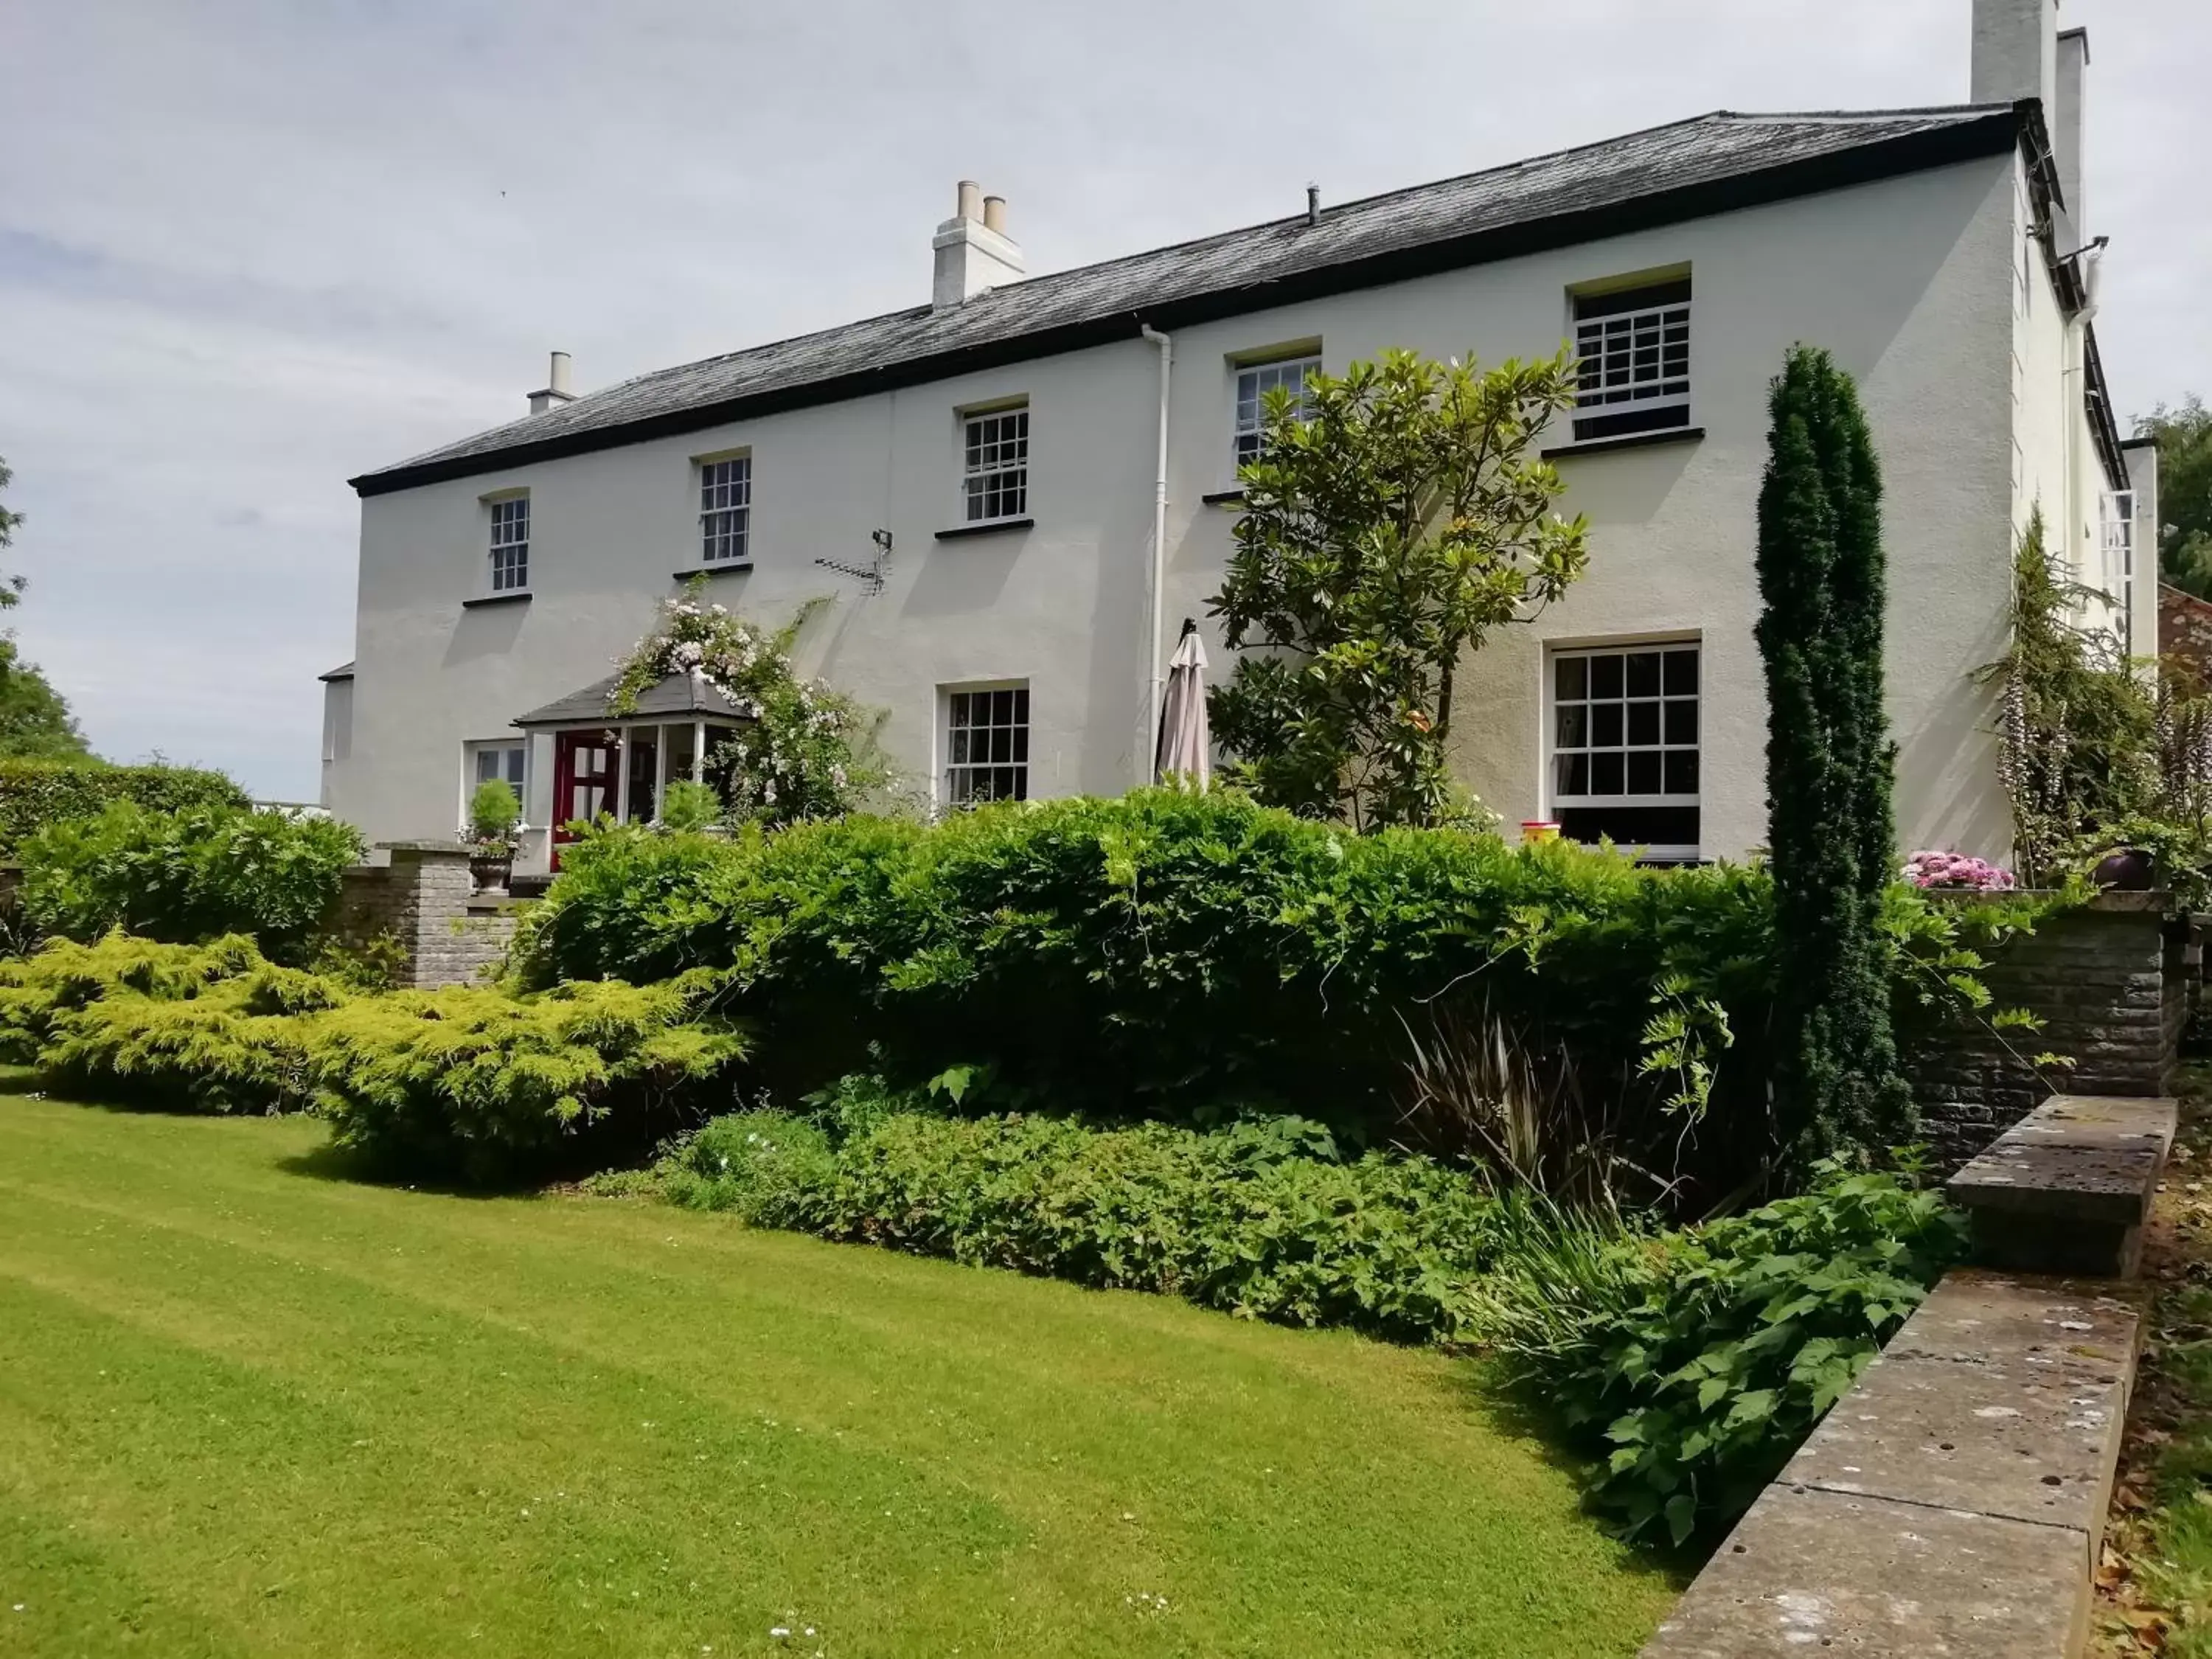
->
[1901, 849, 2017, 891]
[609, 584, 886, 827]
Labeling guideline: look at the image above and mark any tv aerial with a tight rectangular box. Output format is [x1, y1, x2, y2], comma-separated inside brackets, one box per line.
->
[815, 528, 890, 596]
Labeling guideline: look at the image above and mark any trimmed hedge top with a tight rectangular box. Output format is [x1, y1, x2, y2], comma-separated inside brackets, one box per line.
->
[0, 760, 248, 855]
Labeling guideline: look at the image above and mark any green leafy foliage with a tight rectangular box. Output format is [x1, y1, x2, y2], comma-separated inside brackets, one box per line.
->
[2139, 396, 2212, 599]
[652, 1079, 1503, 1341]
[1988, 509, 2159, 880]
[309, 974, 747, 1183]
[657, 778, 721, 832]
[468, 777, 521, 847]
[21, 801, 363, 962]
[611, 584, 887, 825]
[1756, 344, 1913, 1157]
[521, 790, 2033, 1196]
[0, 758, 248, 855]
[0, 931, 747, 1182]
[1208, 348, 1589, 829]
[1471, 1162, 1966, 1544]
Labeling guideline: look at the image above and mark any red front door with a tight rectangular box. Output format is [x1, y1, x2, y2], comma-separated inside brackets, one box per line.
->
[551, 729, 617, 868]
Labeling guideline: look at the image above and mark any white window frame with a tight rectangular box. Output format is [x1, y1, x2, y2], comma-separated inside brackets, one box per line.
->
[1546, 639, 1701, 860]
[940, 681, 1030, 807]
[487, 494, 530, 591]
[1231, 352, 1321, 477]
[2102, 490, 2138, 658]
[462, 739, 530, 830]
[699, 453, 752, 566]
[961, 404, 1029, 524]
[1571, 279, 1691, 443]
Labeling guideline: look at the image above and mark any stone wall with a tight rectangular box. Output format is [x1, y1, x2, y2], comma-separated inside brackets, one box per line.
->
[1907, 892, 2183, 1166]
[327, 842, 525, 990]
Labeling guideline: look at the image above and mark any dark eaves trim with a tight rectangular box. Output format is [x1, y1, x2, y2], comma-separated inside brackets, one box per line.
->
[1540, 426, 1705, 461]
[1200, 489, 1247, 507]
[2081, 322, 2129, 494]
[461, 591, 532, 609]
[670, 563, 754, 579]
[352, 111, 2020, 499]
[934, 517, 1034, 541]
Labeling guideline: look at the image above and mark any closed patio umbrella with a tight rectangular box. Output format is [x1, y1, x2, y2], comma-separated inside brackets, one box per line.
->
[1154, 619, 1211, 787]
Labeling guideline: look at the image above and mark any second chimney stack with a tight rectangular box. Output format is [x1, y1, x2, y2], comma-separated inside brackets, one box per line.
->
[932, 180, 1024, 310]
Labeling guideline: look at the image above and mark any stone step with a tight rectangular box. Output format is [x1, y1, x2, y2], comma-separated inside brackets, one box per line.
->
[1947, 1093, 2177, 1276]
[1641, 1270, 2145, 1658]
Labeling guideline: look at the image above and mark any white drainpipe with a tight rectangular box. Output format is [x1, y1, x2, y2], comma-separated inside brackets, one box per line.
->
[1139, 324, 1172, 785]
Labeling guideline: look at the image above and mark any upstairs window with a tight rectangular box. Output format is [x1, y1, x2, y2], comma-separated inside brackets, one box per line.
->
[963, 406, 1029, 524]
[700, 456, 751, 565]
[1551, 641, 1700, 860]
[1233, 354, 1321, 473]
[488, 495, 530, 591]
[945, 684, 1029, 805]
[1571, 278, 1691, 442]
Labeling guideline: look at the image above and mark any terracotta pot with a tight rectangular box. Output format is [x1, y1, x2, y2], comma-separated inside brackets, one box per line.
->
[2091, 846, 2155, 891]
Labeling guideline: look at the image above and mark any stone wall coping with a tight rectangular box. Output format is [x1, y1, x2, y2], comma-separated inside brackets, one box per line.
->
[375, 839, 473, 858]
[1641, 1269, 2146, 1657]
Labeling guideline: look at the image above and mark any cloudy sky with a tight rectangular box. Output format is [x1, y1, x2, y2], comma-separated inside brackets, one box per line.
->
[2, 0, 2203, 799]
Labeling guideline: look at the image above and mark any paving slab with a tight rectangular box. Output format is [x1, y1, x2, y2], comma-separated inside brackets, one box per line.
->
[1780, 1280, 2138, 1532]
[1950, 1136, 2166, 1225]
[1639, 1484, 2087, 1658]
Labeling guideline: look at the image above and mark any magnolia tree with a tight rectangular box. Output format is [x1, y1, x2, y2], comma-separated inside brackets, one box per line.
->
[610, 588, 885, 827]
[1208, 347, 1589, 830]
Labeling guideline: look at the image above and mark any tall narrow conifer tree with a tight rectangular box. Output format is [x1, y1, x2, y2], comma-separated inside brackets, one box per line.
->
[1754, 346, 1912, 1157]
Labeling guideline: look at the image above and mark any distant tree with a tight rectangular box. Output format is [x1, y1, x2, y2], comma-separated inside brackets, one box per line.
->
[0, 458, 91, 762]
[2136, 397, 2212, 597]
[1208, 348, 1590, 830]
[1755, 346, 1912, 1160]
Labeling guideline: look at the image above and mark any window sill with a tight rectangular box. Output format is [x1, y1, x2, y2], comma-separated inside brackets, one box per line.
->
[1200, 489, 1246, 507]
[671, 562, 754, 579]
[1540, 426, 1705, 461]
[462, 591, 532, 609]
[935, 517, 1034, 541]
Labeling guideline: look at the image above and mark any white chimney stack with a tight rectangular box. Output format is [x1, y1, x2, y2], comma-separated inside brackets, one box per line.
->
[527, 350, 576, 416]
[932, 180, 1024, 311]
[1970, 0, 2057, 112]
[2054, 27, 2088, 243]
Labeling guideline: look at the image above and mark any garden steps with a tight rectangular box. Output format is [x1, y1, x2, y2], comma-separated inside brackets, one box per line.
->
[1947, 1093, 2178, 1277]
[1639, 1270, 2145, 1658]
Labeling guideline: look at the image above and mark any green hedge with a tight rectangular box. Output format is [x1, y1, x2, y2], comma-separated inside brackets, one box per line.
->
[0, 933, 747, 1182]
[0, 760, 248, 855]
[521, 796, 1777, 1161]
[20, 802, 363, 963]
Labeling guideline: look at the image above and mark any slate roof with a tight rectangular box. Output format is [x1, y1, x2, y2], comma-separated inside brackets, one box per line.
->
[352, 102, 2023, 496]
[512, 669, 755, 728]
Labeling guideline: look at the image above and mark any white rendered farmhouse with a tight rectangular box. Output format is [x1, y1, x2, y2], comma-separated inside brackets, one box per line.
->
[324, 0, 2152, 875]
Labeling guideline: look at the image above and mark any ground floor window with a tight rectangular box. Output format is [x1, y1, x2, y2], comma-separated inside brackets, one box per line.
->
[462, 740, 529, 827]
[1548, 640, 1700, 860]
[944, 683, 1029, 806]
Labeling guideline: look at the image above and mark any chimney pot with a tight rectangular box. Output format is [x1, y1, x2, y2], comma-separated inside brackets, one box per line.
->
[527, 350, 577, 416]
[932, 183, 1024, 310]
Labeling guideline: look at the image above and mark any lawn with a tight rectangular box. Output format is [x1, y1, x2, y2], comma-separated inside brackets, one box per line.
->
[0, 1093, 1674, 1658]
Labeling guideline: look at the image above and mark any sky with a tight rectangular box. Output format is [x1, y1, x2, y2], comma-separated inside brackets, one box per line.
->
[1, 0, 2204, 801]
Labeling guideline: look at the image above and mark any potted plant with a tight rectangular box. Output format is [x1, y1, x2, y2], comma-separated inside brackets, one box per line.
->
[656, 779, 723, 835]
[467, 777, 522, 893]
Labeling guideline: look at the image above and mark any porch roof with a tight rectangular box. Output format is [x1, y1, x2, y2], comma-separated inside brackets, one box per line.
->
[512, 669, 752, 729]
